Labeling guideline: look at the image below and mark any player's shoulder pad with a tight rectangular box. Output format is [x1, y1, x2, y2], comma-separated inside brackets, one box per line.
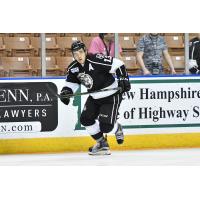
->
[67, 60, 80, 74]
[87, 53, 113, 66]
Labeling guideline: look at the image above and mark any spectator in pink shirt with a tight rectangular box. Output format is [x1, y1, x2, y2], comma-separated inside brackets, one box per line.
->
[88, 33, 122, 59]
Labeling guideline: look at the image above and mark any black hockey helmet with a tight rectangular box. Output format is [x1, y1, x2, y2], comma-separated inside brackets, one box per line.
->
[71, 40, 86, 53]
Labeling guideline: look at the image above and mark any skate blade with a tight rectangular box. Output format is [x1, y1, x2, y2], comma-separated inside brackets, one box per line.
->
[88, 150, 111, 156]
[117, 139, 124, 145]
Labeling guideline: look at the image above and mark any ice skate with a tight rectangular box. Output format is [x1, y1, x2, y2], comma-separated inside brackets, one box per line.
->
[88, 137, 111, 155]
[115, 123, 124, 144]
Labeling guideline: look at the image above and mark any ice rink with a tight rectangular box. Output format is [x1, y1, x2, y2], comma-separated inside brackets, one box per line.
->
[1, 148, 200, 165]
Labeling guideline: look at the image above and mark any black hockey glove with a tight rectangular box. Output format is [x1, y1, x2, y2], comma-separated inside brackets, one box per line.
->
[116, 64, 131, 93]
[118, 77, 131, 93]
[60, 87, 73, 105]
[189, 66, 200, 74]
[189, 60, 200, 74]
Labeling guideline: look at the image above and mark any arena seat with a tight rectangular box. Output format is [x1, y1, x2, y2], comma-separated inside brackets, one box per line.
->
[29, 57, 41, 75]
[82, 36, 93, 49]
[0, 67, 10, 77]
[30, 37, 40, 56]
[57, 36, 82, 56]
[162, 54, 185, 74]
[4, 37, 34, 56]
[119, 33, 135, 36]
[0, 66, 5, 77]
[119, 36, 135, 51]
[56, 56, 74, 75]
[82, 33, 98, 37]
[29, 56, 60, 76]
[0, 57, 8, 77]
[11, 33, 35, 37]
[1, 57, 32, 77]
[65, 33, 83, 37]
[189, 33, 198, 40]
[45, 37, 59, 56]
[165, 33, 184, 36]
[45, 33, 60, 37]
[121, 55, 138, 75]
[171, 55, 185, 74]
[0, 33, 10, 37]
[30, 36, 60, 56]
[45, 56, 60, 76]
[0, 37, 6, 56]
[168, 50, 184, 56]
[164, 35, 184, 49]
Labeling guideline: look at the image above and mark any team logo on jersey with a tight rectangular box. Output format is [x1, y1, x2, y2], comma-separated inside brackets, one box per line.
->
[96, 53, 105, 59]
[77, 73, 93, 89]
[89, 63, 94, 71]
[71, 67, 79, 73]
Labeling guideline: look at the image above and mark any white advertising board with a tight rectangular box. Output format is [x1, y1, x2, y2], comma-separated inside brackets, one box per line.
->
[1, 76, 200, 139]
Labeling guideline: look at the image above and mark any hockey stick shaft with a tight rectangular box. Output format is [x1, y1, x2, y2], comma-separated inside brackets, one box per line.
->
[46, 84, 121, 99]
[62, 87, 121, 98]
[46, 85, 121, 98]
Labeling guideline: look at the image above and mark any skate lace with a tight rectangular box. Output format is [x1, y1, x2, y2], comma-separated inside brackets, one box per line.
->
[92, 137, 108, 151]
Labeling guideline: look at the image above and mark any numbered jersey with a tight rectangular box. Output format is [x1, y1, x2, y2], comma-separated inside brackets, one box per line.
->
[66, 54, 117, 93]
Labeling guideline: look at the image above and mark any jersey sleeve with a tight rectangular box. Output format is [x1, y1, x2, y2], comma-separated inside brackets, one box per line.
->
[64, 67, 80, 93]
[189, 40, 197, 60]
[109, 58, 125, 73]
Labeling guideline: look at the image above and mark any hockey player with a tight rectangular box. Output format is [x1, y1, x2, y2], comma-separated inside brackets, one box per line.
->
[189, 34, 200, 74]
[60, 41, 131, 155]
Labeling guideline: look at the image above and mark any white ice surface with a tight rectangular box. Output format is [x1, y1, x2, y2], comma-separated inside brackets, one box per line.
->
[1, 148, 200, 165]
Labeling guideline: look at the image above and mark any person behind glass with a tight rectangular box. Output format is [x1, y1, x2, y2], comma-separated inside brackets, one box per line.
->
[189, 33, 200, 74]
[88, 33, 123, 59]
[136, 33, 176, 75]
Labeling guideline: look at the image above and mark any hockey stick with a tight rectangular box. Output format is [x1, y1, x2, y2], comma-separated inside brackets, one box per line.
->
[46, 84, 121, 99]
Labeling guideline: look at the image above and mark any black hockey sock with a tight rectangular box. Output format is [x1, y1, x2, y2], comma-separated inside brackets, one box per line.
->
[91, 132, 104, 142]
